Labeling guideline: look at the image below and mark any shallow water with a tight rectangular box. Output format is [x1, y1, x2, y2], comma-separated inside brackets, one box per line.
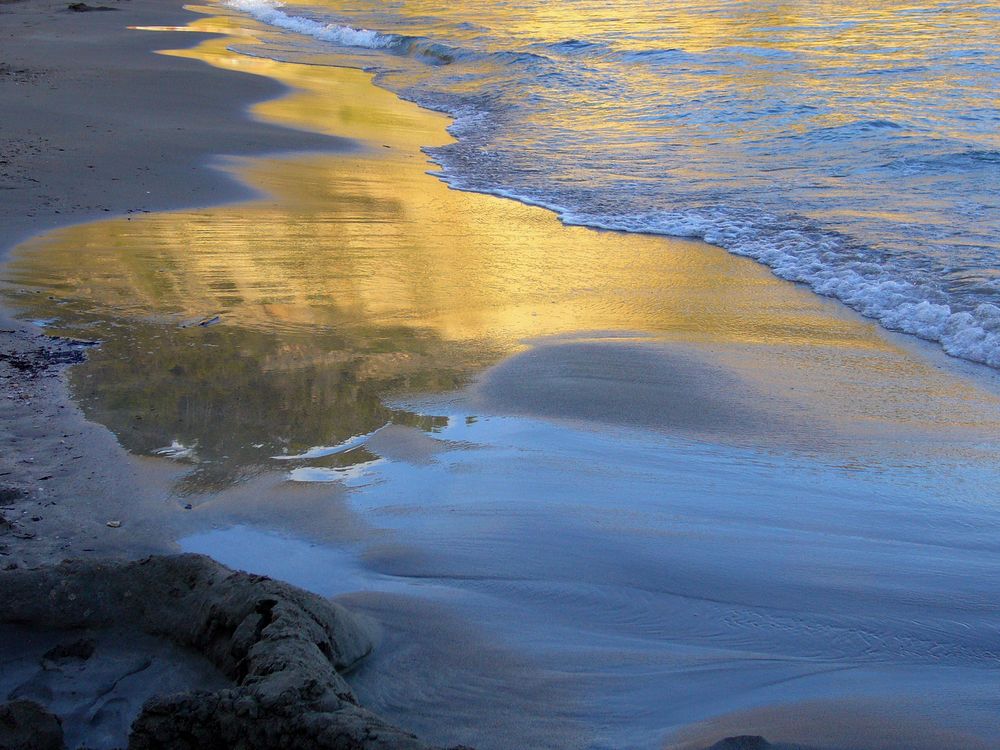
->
[181, 409, 1000, 749]
[4, 15, 1000, 750]
[0, 626, 227, 750]
[225, 0, 1000, 369]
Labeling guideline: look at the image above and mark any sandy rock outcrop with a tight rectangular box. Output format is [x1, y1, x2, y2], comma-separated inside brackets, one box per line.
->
[0, 700, 64, 750]
[0, 554, 465, 750]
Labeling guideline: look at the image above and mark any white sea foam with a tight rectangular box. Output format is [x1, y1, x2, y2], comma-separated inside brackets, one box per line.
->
[153, 439, 198, 460]
[271, 427, 385, 460]
[225, 0, 398, 50]
[226, 0, 1000, 372]
[553, 206, 1000, 368]
[432, 136, 1000, 370]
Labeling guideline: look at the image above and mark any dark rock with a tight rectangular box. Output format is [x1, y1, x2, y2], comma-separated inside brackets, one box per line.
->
[0, 700, 65, 750]
[66, 2, 119, 10]
[0, 487, 26, 504]
[0, 554, 459, 750]
[708, 737, 773, 750]
[42, 638, 96, 666]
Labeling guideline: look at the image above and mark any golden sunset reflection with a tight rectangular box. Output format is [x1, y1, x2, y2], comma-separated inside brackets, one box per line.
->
[5, 15, 1000, 489]
[296, 0, 999, 147]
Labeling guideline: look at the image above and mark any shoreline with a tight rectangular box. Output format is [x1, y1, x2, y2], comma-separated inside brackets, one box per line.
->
[3, 1, 997, 575]
[0, 0, 350, 256]
[2, 2, 999, 749]
[0, 4, 466, 747]
[0, 0, 354, 570]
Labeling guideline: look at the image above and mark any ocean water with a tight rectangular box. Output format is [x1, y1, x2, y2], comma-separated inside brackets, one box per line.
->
[223, 0, 1000, 368]
[182, 410, 1000, 749]
[6, 17, 1000, 748]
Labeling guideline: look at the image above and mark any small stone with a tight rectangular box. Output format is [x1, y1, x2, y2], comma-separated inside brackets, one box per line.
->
[707, 737, 773, 750]
[67, 2, 119, 11]
[106, 520, 121, 528]
[0, 488, 25, 503]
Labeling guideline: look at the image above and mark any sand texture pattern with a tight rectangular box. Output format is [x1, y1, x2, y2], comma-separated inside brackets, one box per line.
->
[1, 554, 462, 749]
[0, 0, 350, 571]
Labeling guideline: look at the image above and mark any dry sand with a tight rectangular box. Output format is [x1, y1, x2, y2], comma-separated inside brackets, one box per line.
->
[0, 0, 349, 569]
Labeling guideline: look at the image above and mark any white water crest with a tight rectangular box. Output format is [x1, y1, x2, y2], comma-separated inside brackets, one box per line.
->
[225, 0, 398, 49]
[224, 0, 1000, 370]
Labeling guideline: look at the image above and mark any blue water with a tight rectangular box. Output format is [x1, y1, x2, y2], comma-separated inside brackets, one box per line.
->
[168, 3, 1000, 746]
[224, 0, 1000, 368]
[182, 411, 1000, 749]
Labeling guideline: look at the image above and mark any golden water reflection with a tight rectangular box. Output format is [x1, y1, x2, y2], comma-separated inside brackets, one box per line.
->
[4, 18, 1000, 490]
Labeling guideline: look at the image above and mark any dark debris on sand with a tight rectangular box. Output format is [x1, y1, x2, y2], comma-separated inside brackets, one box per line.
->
[0, 329, 96, 380]
[66, 2, 120, 10]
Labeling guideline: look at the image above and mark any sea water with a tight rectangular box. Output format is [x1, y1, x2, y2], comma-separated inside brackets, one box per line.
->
[165, 2, 1000, 745]
[183, 411, 1000, 749]
[5, 4, 994, 746]
[224, 0, 1000, 369]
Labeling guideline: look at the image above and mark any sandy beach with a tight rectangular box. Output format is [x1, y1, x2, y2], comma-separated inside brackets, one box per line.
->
[1, 3, 428, 746]
[0, 0, 352, 566]
[2, 0, 1000, 748]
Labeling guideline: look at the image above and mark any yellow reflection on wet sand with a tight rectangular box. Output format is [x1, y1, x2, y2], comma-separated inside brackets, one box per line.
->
[4, 13, 1000, 489]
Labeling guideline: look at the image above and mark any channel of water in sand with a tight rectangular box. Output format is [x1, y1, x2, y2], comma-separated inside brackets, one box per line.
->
[3, 9, 1000, 749]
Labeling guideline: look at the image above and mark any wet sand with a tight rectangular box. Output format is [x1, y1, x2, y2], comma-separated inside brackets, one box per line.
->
[0, 0, 345, 251]
[3, 2, 1000, 749]
[0, 0, 351, 569]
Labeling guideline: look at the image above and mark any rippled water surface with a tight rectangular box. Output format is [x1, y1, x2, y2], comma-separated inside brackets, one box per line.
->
[5, 12, 1000, 750]
[228, 0, 1000, 367]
